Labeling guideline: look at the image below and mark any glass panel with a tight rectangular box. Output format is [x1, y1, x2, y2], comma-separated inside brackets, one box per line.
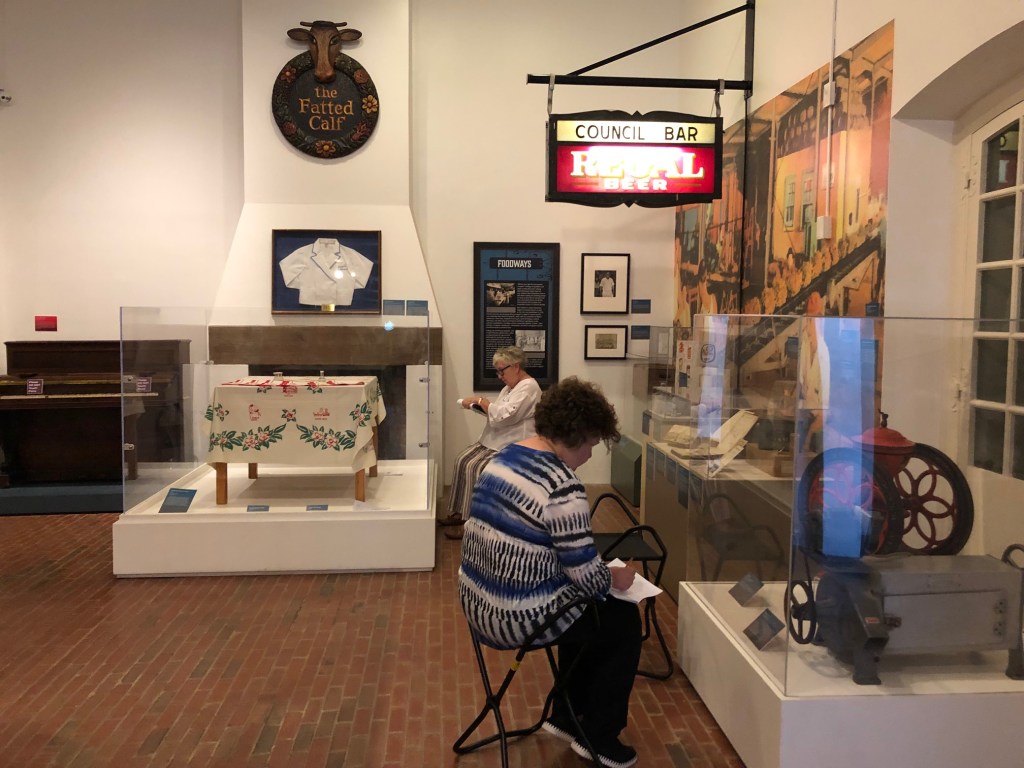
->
[118, 306, 437, 576]
[978, 267, 1012, 331]
[654, 318, 1024, 699]
[1014, 414, 1024, 480]
[974, 338, 1008, 402]
[984, 122, 1019, 192]
[980, 195, 1015, 263]
[120, 307, 210, 512]
[972, 406, 1005, 472]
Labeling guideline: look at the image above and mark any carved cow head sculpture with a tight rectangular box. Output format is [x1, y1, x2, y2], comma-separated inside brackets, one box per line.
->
[287, 20, 362, 84]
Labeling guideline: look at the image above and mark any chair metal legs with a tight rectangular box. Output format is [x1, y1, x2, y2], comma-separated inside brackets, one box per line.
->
[453, 600, 602, 766]
[638, 597, 675, 680]
[590, 492, 676, 680]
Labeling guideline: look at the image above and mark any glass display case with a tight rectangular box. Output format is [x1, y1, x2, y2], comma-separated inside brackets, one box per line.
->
[660, 314, 1024, 768]
[114, 305, 439, 576]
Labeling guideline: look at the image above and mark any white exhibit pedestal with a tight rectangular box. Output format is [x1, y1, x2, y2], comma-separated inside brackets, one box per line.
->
[678, 581, 1024, 768]
[113, 460, 436, 576]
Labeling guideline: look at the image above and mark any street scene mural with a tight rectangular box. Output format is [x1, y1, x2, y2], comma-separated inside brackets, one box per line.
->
[674, 22, 893, 326]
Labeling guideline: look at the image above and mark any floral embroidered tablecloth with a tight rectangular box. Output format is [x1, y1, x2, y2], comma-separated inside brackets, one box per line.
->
[205, 376, 386, 471]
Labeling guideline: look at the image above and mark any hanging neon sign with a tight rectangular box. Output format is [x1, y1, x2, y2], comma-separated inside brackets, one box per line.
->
[546, 110, 722, 207]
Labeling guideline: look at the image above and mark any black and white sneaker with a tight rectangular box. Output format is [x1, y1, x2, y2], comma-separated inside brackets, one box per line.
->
[541, 717, 576, 743]
[571, 737, 638, 768]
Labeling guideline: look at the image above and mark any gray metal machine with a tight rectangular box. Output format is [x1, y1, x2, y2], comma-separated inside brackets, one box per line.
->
[814, 553, 1024, 684]
[789, 439, 1024, 685]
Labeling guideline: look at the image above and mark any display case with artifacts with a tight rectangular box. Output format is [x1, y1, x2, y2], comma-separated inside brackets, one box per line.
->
[673, 315, 1024, 768]
[112, 306, 439, 577]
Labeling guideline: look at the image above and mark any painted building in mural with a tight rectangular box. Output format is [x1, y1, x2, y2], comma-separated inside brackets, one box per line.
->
[675, 22, 893, 326]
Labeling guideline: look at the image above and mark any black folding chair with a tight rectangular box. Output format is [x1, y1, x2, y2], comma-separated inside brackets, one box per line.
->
[453, 597, 601, 767]
[589, 492, 674, 680]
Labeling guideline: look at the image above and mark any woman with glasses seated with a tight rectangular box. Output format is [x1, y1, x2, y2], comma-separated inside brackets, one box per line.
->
[458, 377, 641, 768]
[439, 345, 541, 539]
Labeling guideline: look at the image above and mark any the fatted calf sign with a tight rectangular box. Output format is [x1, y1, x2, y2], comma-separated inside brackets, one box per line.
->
[546, 109, 722, 208]
[272, 19, 380, 160]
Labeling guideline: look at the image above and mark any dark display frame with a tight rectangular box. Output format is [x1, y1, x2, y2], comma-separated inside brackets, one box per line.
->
[473, 242, 559, 391]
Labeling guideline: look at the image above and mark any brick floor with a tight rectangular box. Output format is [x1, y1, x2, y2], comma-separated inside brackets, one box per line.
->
[0, 495, 744, 767]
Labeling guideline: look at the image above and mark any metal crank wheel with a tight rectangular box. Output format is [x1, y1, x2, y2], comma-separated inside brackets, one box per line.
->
[785, 579, 817, 644]
[795, 447, 904, 557]
[895, 443, 974, 555]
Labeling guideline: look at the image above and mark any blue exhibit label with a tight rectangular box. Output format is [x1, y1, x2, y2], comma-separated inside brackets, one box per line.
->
[159, 487, 196, 513]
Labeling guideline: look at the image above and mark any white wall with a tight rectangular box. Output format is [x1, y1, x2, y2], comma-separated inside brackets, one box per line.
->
[240, 1, 411, 206]
[5, 0, 1024, 488]
[0, 0, 244, 349]
[410, 0, 731, 481]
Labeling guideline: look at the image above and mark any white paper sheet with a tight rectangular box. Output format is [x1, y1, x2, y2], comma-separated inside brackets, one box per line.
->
[607, 558, 663, 603]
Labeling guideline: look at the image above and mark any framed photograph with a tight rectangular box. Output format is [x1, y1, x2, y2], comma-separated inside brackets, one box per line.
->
[584, 325, 628, 360]
[581, 252, 630, 314]
[272, 229, 382, 314]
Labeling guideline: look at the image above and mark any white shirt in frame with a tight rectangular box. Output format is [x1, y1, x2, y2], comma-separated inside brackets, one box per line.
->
[279, 238, 374, 306]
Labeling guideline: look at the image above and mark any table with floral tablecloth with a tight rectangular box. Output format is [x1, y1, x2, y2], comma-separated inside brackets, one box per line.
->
[205, 375, 386, 503]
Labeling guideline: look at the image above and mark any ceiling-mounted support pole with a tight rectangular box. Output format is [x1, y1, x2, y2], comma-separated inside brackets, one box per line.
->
[745, 1, 756, 96]
[738, 0, 756, 314]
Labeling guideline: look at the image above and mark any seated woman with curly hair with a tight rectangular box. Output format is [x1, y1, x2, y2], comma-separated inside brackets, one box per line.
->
[458, 377, 642, 768]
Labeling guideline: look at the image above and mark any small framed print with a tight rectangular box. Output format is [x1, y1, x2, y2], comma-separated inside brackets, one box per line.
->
[272, 229, 382, 315]
[581, 252, 630, 314]
[584, 325, 628, 360]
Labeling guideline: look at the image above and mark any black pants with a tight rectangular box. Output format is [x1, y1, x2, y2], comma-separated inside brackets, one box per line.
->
[554, 596, 642, 743]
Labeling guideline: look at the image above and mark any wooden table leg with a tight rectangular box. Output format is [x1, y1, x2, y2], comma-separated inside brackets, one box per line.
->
[248, 463, 258, 479]
[214, 462, 227, 505]
[123, 413, 140, 481]
[355, 468, 366, 502]
[369, 422, 379, 478]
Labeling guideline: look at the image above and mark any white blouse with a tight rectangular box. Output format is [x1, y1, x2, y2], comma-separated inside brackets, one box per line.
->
[478, 378, 542, 451]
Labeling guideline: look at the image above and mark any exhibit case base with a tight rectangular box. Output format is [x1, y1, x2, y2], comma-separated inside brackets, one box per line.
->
[113, 460, 436, 577]
[678, 581, 1024, 768]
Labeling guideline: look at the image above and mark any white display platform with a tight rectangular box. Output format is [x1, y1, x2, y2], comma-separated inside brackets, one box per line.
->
[113, 460, 436, 577]
[678, 581, 1024, 768]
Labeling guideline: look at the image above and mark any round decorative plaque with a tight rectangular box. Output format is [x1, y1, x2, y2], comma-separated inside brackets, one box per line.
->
[271, 48, 379, 159]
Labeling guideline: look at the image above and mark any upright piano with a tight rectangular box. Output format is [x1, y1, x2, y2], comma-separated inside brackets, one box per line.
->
[0, 340, 189, 487]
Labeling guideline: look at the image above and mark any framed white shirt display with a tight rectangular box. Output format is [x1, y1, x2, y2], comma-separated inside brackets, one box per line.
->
[271, 229, 382, 314]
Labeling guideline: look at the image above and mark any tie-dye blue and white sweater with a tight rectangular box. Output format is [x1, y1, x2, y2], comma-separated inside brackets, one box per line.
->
[458, 442, 612, 648]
